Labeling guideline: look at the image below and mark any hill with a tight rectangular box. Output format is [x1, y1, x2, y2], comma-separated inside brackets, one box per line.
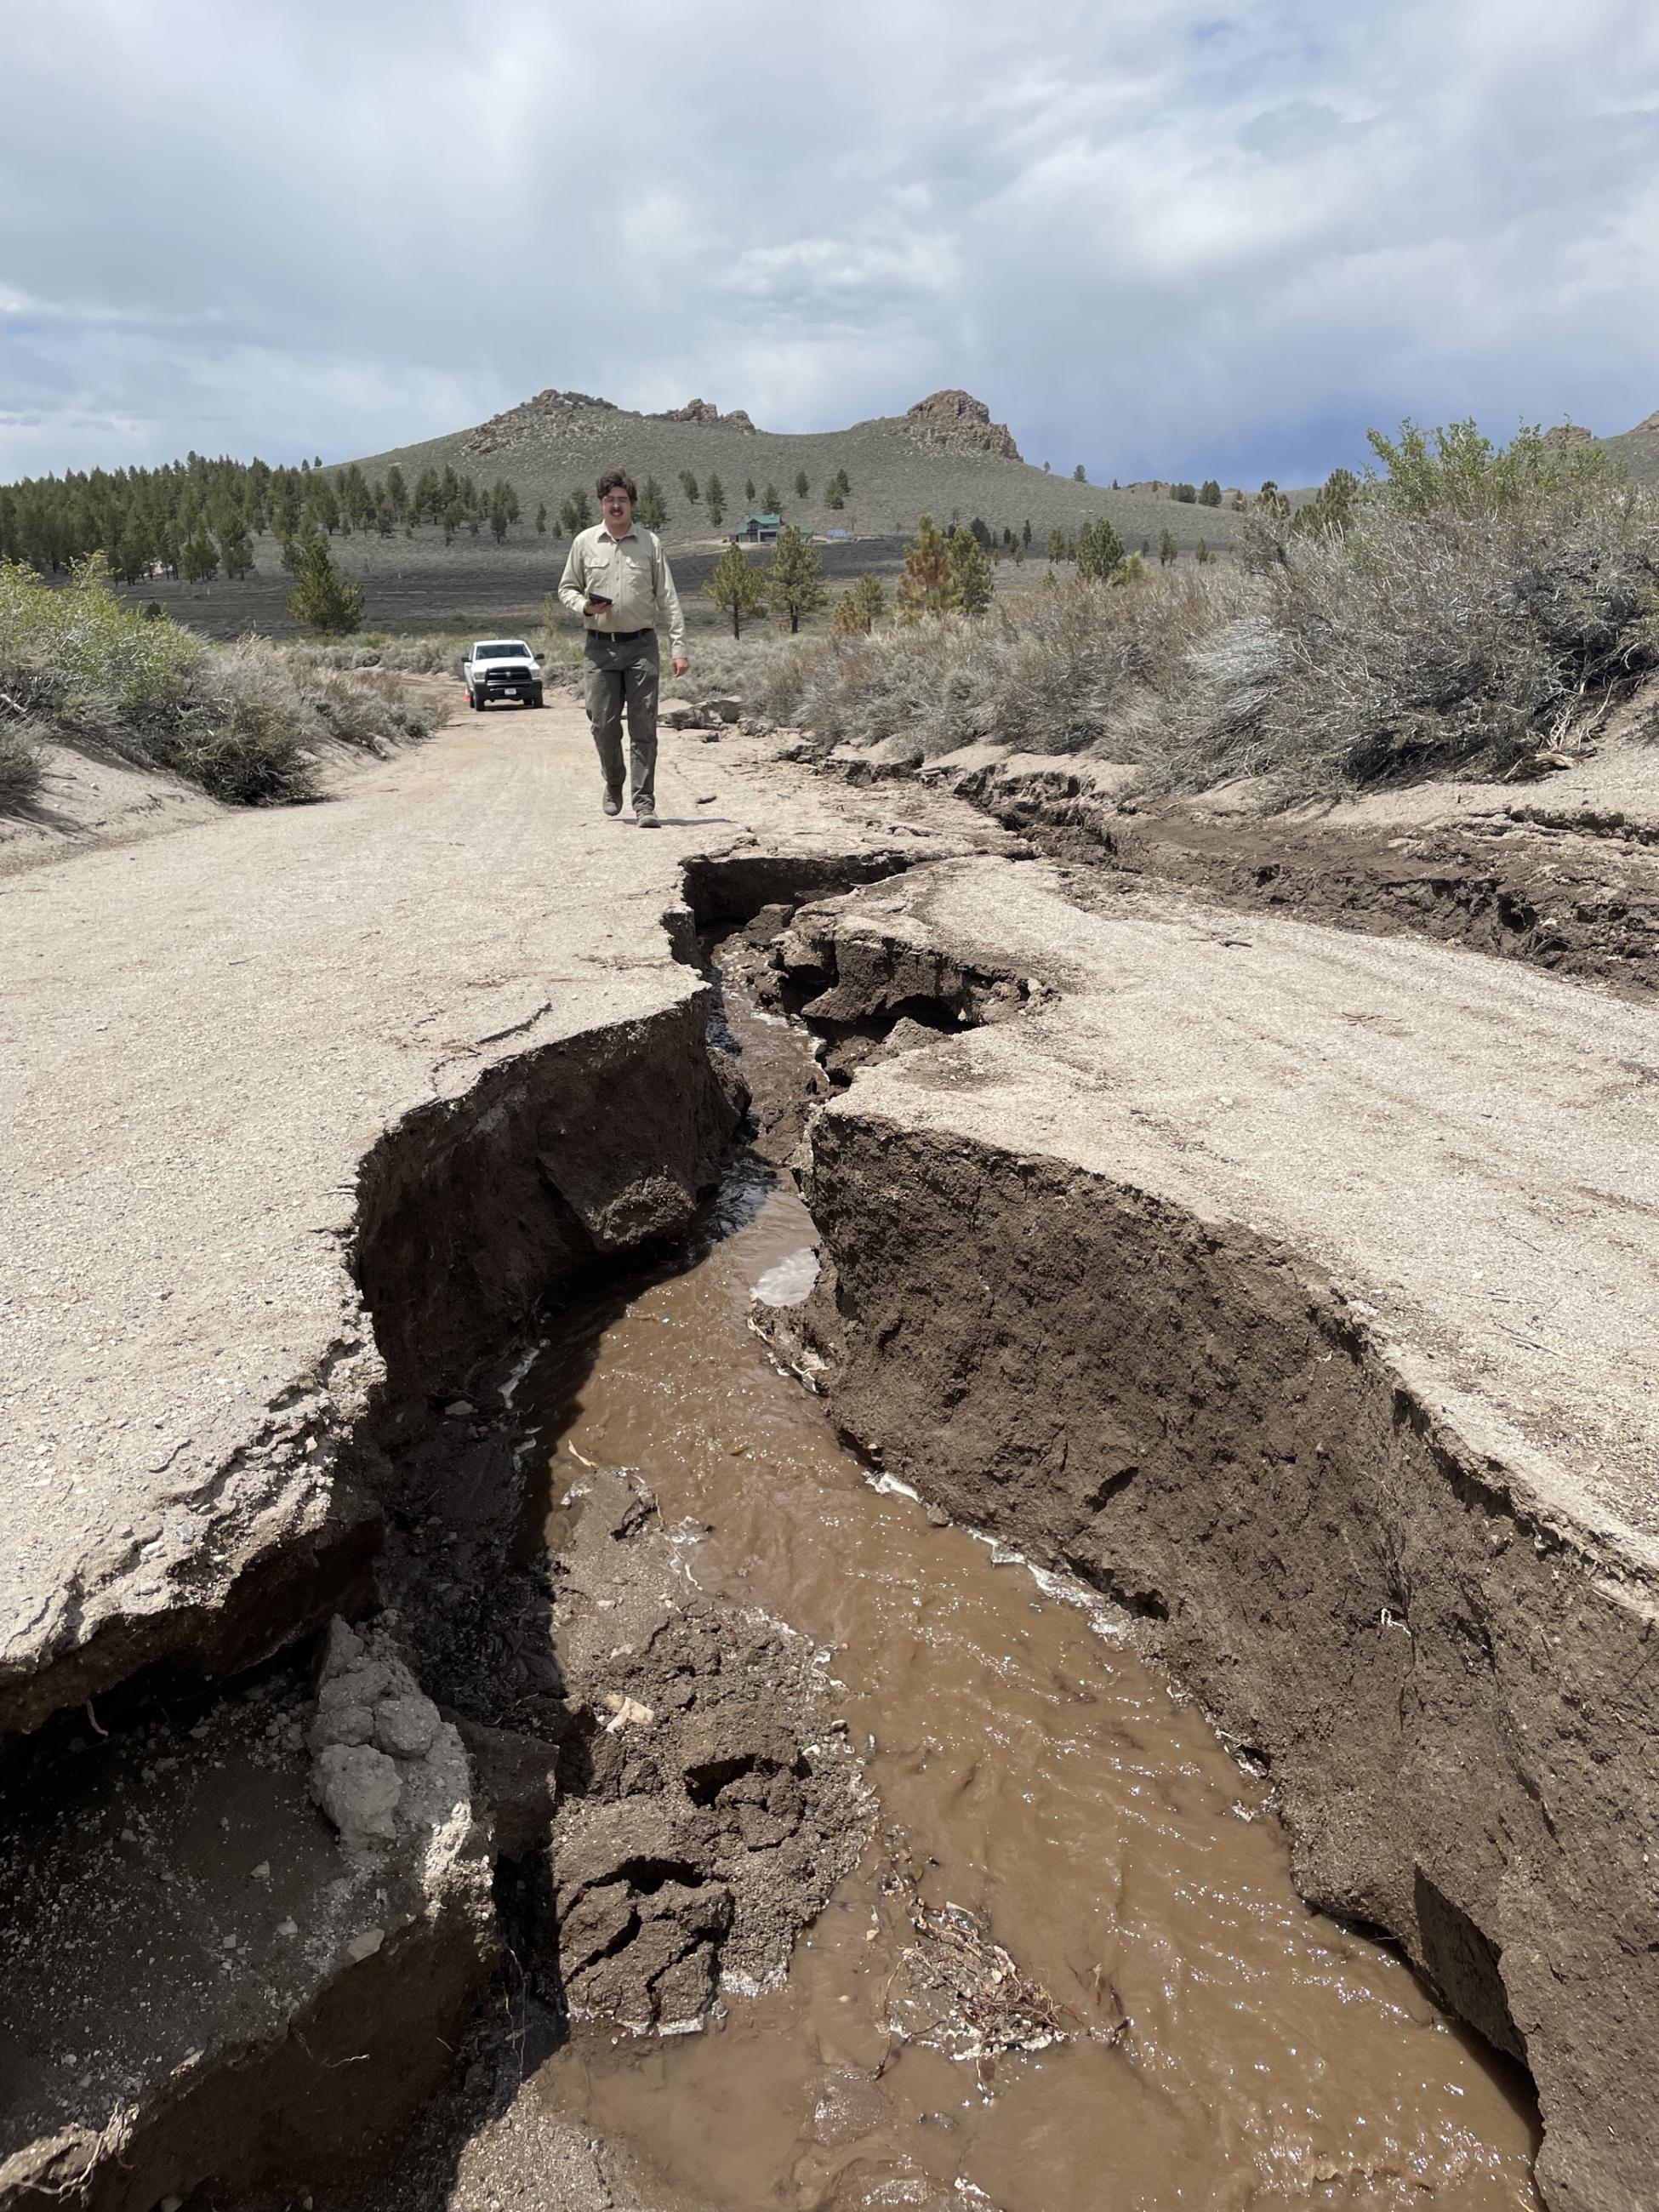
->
[1593, 407, 1659, 487]
[349, 385, 1249, 559]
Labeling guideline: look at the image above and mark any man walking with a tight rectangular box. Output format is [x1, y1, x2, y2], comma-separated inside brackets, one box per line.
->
[558, 470, 688, 828]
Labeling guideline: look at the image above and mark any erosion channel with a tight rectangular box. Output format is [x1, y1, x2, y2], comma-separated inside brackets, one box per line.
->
[385, 946, 1542, 2212]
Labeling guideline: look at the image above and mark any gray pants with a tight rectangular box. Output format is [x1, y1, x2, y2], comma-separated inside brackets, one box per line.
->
[582, 630, 659, 813]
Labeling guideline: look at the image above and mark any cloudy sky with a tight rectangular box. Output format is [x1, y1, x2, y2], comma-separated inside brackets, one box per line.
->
[4, 0, 1657, 488]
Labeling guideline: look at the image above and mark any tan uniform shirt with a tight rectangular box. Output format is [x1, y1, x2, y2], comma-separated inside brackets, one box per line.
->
[558, 522, 686, 658]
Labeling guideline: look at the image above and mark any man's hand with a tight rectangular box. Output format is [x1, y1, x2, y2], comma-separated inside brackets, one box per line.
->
[672, 656, 689, 678]
[584, 597, 608, 618]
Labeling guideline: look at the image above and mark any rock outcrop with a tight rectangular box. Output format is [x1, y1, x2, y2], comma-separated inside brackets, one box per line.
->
[462, 387, 619, 456]
[896, 390, 1022, 461]
[651, 398, 758, 432]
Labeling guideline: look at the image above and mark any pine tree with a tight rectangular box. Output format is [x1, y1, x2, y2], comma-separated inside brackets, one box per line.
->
[762, 482, 781, 513]
[489, 488, 510, 542]
[442, 499, 464, 545]
[287, 536, 363, 633]
[386, 465, 408, 519]
[218, 517, 255, 579]
[1194, 537, 1212, 564]
[768, 524, 824, 633]
[824, 480, 844, 510]
[181, 529, 219, 582]
[704, 543, 767, 637]
[832, 573, 887, 636]
[895, 515, 953, 622]
[1021, 519, 1032, 548]
[535, 501, 548, 534]
[113, 522, 151, 584]
[1158, 527, 1177, 566]
[1074, 464, 1086, 482]
[945, 526, 994, 615]
[1199, 479, 1222, 507]
[834, 467, 852, 497]
[744, 476, 757, 504]
[562, 486, 594, 535]
[794, 469, 810, 500]
[637, 476, 669, 531]
[1076, 516, 1125, 582]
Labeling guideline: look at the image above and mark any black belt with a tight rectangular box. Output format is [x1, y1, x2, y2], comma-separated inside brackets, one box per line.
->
[590, 626, 651, 644]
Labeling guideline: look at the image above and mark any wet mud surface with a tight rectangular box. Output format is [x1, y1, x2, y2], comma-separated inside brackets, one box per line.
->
[404, 970, 1542, 2212]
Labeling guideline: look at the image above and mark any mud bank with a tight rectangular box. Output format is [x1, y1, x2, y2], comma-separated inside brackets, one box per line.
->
[760, 861, 1659, 2212]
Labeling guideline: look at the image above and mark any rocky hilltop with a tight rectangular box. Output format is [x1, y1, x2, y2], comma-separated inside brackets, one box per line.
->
[462, 387, 619, 458]
[651, 396, 757, 432]
[893, 389, 1023, 461]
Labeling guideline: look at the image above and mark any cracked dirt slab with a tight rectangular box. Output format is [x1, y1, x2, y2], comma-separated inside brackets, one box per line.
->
[0, 696, 1009, 1742]
[765, 853, 1659, 2212]
[943, 708, 1659, 995]
[779, 854, 1659, 1546]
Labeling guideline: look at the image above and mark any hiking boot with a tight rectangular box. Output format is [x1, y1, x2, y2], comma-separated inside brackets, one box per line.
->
[601, 784, 624, 817]
[635, 802, 660, 830]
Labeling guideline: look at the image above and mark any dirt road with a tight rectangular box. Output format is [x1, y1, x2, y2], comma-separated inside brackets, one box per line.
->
[3, 686, 1657, 2209]
[0, 691, 1003, 1741]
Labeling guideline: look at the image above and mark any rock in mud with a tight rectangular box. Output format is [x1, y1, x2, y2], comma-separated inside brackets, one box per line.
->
[0, 1616, 494, 2211]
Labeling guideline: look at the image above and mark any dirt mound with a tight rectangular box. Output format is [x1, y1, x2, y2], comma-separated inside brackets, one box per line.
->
[537, 1463, 870, 2028]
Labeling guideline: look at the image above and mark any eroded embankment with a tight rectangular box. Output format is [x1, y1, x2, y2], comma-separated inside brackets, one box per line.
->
[751, 891, 1659, 2212]
[947, 754, 1659, 995]
[0, 852, 897, 2212]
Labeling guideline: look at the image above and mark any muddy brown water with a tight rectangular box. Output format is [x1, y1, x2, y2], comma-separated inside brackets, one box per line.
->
[510, 988, 1541, 2212]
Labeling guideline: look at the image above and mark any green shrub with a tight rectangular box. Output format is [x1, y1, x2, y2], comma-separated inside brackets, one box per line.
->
[0, 560, 440, 807]
[760, 424, 1659, 801]
[0, 720, 42, 808]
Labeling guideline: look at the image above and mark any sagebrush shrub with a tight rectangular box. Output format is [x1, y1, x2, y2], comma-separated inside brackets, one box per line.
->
[0, 560, 441, 809]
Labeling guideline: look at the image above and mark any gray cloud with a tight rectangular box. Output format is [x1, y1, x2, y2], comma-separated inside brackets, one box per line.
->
[3, 0, 1657, 485]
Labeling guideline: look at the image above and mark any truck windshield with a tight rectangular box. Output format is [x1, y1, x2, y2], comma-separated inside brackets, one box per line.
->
[476, 642, 530, 659]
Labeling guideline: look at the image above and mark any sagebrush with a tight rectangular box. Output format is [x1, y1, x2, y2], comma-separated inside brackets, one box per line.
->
[757, 434, 1659, 798]
[0, 559, 440, 810]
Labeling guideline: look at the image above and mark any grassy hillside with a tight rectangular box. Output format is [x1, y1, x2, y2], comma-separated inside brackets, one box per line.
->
[347, 388, 1249, 556]
[110, 389, 1257, 639]
[1594, 414, 1659, 487]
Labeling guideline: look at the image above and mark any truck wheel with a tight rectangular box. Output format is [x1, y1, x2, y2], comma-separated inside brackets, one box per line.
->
[472, 690, 486, 711]
[531, 686, 544, 709]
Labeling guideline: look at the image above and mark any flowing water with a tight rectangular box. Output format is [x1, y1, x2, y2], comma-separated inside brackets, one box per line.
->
[510, 984, 1540, 2212]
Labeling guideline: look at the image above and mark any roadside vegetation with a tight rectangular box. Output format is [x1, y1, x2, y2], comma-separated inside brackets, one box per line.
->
[760, 424, 1659, 800]
[0, 557, 440, 811]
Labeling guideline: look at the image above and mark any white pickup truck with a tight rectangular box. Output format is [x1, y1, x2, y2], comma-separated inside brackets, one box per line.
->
[463, 638, 544, 711]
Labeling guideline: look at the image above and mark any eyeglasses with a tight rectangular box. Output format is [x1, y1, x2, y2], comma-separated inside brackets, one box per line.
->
[602, 495, 630, 506]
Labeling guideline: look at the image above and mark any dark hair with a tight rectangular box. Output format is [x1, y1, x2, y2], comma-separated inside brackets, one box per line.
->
[596, 468, 637, 505]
